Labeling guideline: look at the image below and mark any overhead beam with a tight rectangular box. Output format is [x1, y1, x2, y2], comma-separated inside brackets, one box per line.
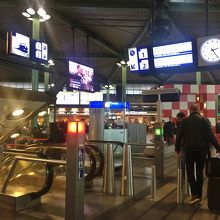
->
[162, 74, 179, 84]
[169, 2, 220, 12]
[207, 71, 217, 84]
[52, 52, 119, 59]
[50, 9, 122, 58]
[54, 1, 151, 9]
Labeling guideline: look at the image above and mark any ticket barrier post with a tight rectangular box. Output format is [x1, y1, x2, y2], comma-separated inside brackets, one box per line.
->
[65, 122, 85, 220]
[154, 123, 164, 180]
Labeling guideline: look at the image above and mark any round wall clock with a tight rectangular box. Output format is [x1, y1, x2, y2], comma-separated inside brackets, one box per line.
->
[200, 38, 220, 63]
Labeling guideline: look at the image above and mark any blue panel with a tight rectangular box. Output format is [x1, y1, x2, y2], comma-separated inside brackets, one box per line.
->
[89, 101, 104, 109]
[105, 102, 130, 110]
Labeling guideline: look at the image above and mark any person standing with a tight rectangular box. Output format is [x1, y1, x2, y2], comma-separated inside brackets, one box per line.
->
[164, 116, 176, 146]
[175, 104, 220, 204]
[176, 112, 186, 176]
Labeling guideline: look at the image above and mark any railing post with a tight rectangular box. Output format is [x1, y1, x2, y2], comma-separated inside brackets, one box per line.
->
[102, 143, 115, 194]
[184, 165, 191, 196]
[177, 157, 183, 204]
[151, 165, 157, 200]
[121, 144, 134, 196]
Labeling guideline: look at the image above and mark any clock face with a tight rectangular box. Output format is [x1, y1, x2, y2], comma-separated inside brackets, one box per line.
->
[200, 38, 220, 63]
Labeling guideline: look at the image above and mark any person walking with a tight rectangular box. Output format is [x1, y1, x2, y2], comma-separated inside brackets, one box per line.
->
[175, 104, 220, 204]
[164, 116, 176, 146]
[176, 112, 186, 177]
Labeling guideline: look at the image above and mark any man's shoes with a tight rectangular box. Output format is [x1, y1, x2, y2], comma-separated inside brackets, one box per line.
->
[189, 196, 200, 205]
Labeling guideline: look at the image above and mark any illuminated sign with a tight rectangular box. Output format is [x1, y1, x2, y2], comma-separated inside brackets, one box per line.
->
[7, 32, 30, 58]
[128, 47, 150, 72]
[68, 61, 94, 93]
[105, 102, 130, 109]
[56, 91, 79, 105]
[31, 40, 48, 63]
[153, 41, 194, 69]
[68, 121, 85, 134]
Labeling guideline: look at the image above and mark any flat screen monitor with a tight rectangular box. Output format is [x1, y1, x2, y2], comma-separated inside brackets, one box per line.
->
[128, 47, 150, 72]
[152, 40, 196, 73]
[68, 61, 94, 92]
[7, 31, 30, 58]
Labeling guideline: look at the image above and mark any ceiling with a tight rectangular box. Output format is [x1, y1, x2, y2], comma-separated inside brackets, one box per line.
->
[0, 0, 220, 91]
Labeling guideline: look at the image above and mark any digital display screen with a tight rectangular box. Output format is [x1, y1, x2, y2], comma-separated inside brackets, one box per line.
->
[80, 92, 103, 105]
[8, 32, 30, 58]
[30, 39, 48, 63]
[68, 61, 94, 93]
[56, 91, 79, 105]
[128, 47, 150, 72]
[153, 41, 194, 70]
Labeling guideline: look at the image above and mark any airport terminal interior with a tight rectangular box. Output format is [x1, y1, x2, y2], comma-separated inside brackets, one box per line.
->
[2, 0, 220, 219]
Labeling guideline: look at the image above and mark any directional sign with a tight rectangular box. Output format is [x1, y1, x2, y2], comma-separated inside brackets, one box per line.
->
[128, 47, 150, 72]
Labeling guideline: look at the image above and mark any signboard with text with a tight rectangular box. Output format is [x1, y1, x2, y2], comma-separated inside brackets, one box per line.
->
[7, 32, 30, 58]
[30, 39, 48, 63]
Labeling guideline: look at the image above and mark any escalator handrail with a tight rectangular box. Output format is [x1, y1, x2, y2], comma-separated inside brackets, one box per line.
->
[28, 152, 54, 200]
[1, 153, 66, 200]
[86, 140, 124, 147]
[85, 144, 104, 178]
[3, 149, 40, 156]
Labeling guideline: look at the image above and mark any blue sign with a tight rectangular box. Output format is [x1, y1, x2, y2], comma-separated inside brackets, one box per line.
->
[8, 32, 30, 58]
[89, 101, 104, 109]
[153, 41, 194, 69]
[30, 39, 48, 63]
[128, 47, 150, 72]
[89, 101, 130, 109]
[105, 102, 130, 110]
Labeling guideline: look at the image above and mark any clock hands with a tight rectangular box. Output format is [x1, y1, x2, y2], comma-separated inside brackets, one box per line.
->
[211, 47, 219, 58]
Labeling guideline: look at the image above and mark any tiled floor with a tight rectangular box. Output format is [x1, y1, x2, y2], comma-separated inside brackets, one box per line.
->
[1, 146, 220, 220]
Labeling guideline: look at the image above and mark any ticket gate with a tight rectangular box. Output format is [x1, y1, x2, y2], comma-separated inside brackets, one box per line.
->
[154, 122, 164, 180]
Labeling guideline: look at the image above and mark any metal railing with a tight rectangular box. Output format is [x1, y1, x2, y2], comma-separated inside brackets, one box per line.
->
[2, 155, 65, 194]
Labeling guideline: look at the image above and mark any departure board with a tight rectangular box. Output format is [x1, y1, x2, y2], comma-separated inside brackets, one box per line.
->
[153, 41, 194, 69]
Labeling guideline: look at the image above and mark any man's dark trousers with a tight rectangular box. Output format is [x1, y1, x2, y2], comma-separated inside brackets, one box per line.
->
[185, 150, 207, 198]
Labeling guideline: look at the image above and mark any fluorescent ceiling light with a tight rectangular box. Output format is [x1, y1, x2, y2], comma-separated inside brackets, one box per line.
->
[28, 17, 33, 21]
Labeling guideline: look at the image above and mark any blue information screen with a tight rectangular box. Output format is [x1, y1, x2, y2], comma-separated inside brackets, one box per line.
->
[153, 41, 194, 69]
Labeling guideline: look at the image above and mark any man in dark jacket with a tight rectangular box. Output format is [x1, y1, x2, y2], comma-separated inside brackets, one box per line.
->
[175, 104, 220, 205]
[164, 116, 176, 146]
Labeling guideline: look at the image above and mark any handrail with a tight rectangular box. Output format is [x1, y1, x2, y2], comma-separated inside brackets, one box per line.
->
[86, 140, 124, 147]
[126, 142, 154, 147]
[2, 155, 63, 194]
[10, 156, 66, 165]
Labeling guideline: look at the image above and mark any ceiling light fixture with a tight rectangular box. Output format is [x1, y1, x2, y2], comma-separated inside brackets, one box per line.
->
[38, 110, 47, 116]
[11, 133, 20, 139]
[12, 109, 24, 116]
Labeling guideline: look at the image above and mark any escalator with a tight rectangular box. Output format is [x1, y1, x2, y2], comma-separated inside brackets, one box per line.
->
[0, 86, 123, 211]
